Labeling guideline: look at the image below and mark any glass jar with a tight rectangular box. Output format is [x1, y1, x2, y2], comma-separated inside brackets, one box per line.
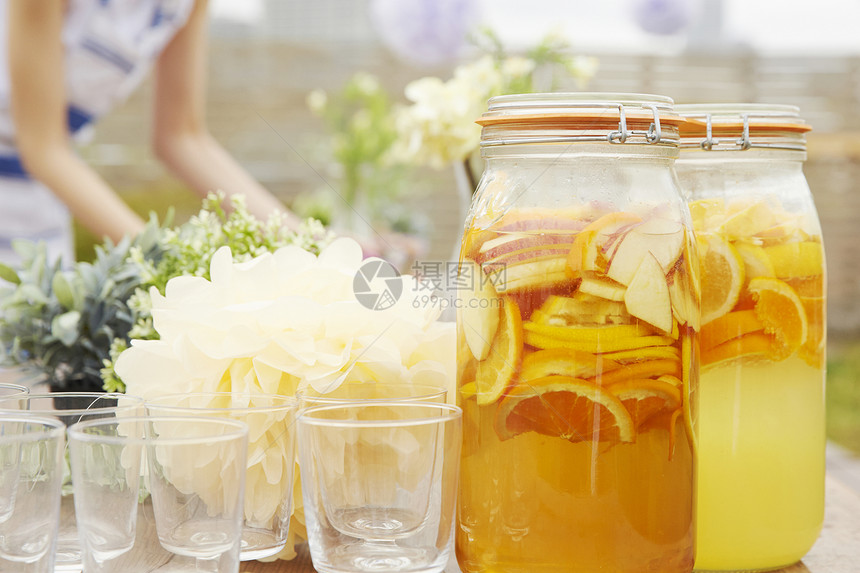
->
[455, 94, 698, 573]
[675, 105, 825, 572]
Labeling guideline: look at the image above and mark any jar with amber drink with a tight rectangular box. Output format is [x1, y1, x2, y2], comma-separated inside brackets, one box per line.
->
[675, 105, 825, 572]
[455, 94, 699, 573]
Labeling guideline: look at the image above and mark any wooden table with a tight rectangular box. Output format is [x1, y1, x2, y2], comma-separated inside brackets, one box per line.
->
[241, 473, 860, 573]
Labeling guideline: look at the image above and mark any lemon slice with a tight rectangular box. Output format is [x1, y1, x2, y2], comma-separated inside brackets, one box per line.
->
[734, 242, 776, 281]
[764, 241, 824, 279]
[717, 200, 778, 239]
[698, 234, 745, 325]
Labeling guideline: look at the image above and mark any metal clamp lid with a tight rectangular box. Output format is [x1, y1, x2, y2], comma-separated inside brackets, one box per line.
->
[480, 101, 676, 147]
[680, 111, 809, 152]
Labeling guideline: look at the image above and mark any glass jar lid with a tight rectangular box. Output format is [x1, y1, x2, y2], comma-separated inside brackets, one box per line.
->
[676, 103, 811, 151]
[478, 92, 683, 147]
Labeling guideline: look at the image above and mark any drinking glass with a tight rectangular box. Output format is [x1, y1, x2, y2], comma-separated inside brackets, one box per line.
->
[298, 401, 462, 573]
[298, 381, 448, 409]
[0, 382, 29, 398]
[69, 416, 248, 573]
[0, 416, 66, 573]
[0, 392, 144, 571]
[144, 393, 297, 560]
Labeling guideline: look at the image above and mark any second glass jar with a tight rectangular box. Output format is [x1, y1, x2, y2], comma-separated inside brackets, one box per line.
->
[676, 104, 825, 572]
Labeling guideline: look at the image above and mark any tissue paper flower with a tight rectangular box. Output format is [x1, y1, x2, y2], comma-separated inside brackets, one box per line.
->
[114, 237, 455, 556]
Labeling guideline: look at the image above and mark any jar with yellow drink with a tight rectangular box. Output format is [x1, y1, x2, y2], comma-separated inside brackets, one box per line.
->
[676, 105, 825, 572]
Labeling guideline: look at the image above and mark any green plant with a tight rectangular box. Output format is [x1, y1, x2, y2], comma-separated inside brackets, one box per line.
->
[300, 73, 415, 233]
[0, 219, 162, 391]
[827, 339, 860, 455]
[0, 193, 334, 393]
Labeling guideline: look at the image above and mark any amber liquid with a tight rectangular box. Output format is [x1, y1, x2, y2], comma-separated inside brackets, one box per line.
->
[457, 400, 694, 573]
[456, 211, 696, 573]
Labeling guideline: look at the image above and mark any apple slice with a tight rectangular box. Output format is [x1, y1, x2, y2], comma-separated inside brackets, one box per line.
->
[477, 233, 576, 264]
[578, 274, 627, 301]
[607, 217, 684, 285]
[567, 212, 643, 277]
[624, 253, 673, 334]
[458, 259, 501, 361]
[486, 256, 569, 294]
[495, 210, 593, 234]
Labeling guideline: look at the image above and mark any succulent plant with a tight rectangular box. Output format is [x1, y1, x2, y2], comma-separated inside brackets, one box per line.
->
[0, 218, 163, 392]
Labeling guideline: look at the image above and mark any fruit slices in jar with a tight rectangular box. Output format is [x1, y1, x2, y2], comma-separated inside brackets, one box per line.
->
[457, 206, 699, 450]
[691, 197, 825, 369]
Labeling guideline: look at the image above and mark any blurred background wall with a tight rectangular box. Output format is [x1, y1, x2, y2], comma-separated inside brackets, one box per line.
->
[78, 0, 860, 335]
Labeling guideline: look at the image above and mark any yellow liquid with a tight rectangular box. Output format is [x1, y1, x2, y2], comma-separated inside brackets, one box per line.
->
[695, 356, 825, 571]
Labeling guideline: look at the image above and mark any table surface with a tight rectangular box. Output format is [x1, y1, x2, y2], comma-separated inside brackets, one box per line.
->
[240, 472, 860, 573]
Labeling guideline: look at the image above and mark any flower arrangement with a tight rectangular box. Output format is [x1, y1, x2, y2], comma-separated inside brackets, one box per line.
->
[389, 30, 599, 174]
[299, 73, 422, 239]
[0, 193, 333, 392]
[113, 237, 455, 558]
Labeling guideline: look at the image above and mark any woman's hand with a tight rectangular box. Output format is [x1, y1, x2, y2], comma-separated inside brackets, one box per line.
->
[8, 0, 145, 243]
[153, 0, 302, 229]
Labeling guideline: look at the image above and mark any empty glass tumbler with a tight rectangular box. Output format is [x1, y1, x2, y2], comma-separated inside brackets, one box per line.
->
[0, 392, 143, 571]
[145, 392, 298, 560]
[69, 415, 249, 573]
[0, 416, 66, 573]
[298, 401, 462, 573]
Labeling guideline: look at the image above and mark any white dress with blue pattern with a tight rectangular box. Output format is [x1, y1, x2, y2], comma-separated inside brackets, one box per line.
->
[0, 0, 193, 266]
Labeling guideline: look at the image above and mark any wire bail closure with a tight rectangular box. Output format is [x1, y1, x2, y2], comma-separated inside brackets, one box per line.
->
[480, 100, 675, 148]
[687, 113, 805, 152]
[608, 104, 663, 145]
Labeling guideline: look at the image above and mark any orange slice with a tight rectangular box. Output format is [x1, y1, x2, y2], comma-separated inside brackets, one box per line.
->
[702, 331, 775, 367]
[698, 234, 745, 324]
[799, 296, 825, 368]
[700, 309, 765, 351]
[747, 277, 808, 359]
[680, 329, 697, 454]
[785, 275, 823, 298]
[520, 348, 621, 382]
[588, 358, 681, 387]
[495, 375, 635, 443]
[608, 378, 681, 428]
[473, 297, 523, 405]
[599, 345, 680, 363]
[657, 374, 683, 389]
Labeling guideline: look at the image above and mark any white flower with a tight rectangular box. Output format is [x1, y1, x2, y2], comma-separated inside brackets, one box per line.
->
[501, 56, 536, 80]
[353, 72, 381, 96]
[307, 89, 328, 115]
[114, 238, 455, 532]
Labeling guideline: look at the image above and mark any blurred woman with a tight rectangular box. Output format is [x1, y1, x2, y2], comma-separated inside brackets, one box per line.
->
[0, 0, 298, 265]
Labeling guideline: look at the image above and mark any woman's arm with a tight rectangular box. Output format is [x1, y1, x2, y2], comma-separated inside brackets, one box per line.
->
[152, 0, 301, 228]
[8, 0, 145, 243]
